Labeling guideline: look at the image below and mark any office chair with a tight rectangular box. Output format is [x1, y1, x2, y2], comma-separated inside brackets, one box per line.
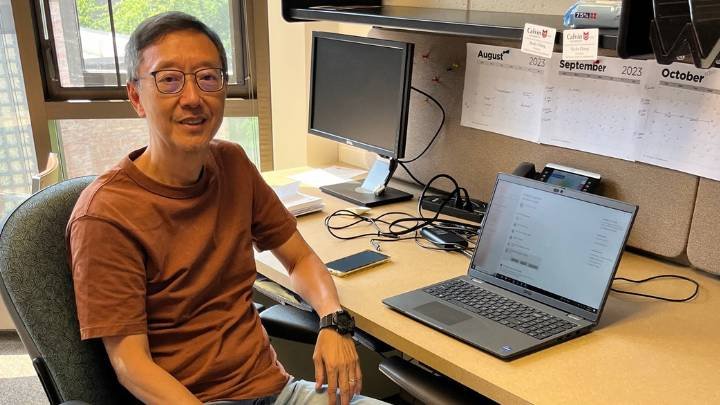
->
[0, 176, 381, 404]
[0, 176, 137, 404]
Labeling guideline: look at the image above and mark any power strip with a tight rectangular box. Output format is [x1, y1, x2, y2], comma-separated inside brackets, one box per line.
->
[419, 195, 486, 224]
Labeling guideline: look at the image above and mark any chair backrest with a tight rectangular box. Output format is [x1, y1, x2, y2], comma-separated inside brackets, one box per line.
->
[0, 176, 138, 404]
[32, 152, 62, 194]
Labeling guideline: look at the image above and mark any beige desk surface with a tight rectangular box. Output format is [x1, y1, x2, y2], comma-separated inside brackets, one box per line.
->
[260, 168, 720, 405]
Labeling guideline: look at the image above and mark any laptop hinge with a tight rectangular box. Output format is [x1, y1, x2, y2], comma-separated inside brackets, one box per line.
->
[567, 314, 582, 321]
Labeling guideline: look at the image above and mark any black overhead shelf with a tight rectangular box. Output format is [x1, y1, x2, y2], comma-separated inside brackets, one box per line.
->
[282, 4, 619, 50]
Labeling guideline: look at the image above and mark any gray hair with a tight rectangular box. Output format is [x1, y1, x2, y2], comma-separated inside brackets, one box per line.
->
[125, 11, 227, 82]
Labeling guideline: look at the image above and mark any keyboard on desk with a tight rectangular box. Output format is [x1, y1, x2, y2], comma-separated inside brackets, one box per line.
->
[424, 279, 577, 340]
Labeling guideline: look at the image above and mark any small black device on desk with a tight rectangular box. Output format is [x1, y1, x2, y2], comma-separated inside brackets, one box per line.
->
[420, 227, 468, 249]
[513, 162, 602, 194]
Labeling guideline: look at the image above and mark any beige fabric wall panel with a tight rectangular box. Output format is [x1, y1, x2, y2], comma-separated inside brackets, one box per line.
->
[687, 179, 720, 275]
[371, 29, 698, 259]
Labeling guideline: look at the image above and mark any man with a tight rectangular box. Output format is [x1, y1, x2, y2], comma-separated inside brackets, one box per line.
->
[67, 12, 385, 405]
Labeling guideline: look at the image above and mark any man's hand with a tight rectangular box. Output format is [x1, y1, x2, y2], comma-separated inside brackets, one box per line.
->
[313, 328, 362, 405]
[273, 232, 362, 404]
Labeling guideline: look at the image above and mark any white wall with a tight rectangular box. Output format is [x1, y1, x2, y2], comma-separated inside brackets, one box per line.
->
[267, 1, 317, 169]
[267, 3, 370, 169]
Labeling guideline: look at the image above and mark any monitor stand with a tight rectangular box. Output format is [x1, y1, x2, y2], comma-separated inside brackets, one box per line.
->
[320, 156, 412, 207]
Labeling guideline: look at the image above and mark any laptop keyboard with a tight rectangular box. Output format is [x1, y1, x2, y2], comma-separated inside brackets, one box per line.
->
[424, 279, 577, 340]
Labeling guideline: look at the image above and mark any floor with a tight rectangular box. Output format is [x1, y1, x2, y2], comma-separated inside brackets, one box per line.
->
[0, 331, 48, 405]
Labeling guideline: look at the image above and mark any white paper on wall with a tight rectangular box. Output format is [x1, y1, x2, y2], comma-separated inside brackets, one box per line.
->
[539, 56, 647, 161]
[635, 64, 720, 181]
[461, 43, 549, 143]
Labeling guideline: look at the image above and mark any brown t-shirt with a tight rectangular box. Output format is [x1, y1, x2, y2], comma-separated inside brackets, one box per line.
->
[67, 140, 297, 401]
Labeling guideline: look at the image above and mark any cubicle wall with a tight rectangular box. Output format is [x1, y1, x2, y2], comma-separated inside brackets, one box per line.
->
[687, 179, 720, 274]
[367, 28, 720, 273]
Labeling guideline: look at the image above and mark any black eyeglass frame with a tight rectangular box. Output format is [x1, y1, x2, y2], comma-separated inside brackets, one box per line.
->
[141, 68, 228, 94]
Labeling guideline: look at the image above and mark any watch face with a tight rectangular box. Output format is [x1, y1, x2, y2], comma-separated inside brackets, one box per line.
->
[335, 311, 355, 332]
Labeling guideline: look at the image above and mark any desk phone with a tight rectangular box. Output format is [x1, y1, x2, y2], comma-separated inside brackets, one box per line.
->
[513, 162, 601, 194]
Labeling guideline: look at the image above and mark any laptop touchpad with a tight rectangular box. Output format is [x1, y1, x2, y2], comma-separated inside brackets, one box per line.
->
[414, 302, 470, 325]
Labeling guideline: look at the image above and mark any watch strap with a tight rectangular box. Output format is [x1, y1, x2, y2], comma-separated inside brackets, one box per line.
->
[319, 313, 335, 330]
[319, 310, 355, 335]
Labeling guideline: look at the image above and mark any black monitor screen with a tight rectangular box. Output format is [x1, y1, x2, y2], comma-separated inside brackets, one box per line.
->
[309, 32, 414, 159]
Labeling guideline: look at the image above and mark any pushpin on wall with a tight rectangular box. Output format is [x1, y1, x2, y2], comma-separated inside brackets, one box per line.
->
[446, 63, 461, 71]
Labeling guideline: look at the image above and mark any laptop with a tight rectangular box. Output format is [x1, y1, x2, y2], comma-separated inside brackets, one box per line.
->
[384, 173, 637, 360]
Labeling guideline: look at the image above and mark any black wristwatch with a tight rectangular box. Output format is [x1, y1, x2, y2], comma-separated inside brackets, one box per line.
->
[319, 310, 355, 336]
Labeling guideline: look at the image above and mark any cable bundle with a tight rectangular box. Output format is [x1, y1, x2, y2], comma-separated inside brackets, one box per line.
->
[324, 174, 481, 255]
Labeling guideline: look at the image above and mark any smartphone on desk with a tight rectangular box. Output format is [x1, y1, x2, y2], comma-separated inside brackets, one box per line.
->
[325, 250, 390, 277]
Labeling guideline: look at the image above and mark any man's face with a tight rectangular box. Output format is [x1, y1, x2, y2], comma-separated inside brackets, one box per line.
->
[127, 30, 226, 154]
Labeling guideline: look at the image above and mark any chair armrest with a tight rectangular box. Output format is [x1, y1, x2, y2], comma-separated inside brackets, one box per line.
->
[353, 329, 394, 353]
[260, 304, 320, 345]
[260, 304, 395, 353]
[378, 356, 494, 405]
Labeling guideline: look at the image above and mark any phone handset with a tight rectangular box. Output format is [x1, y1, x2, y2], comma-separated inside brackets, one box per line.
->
[513, 162, 537, 179]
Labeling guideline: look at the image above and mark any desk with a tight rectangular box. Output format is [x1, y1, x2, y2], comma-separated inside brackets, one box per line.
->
[259, 168, 720, 405]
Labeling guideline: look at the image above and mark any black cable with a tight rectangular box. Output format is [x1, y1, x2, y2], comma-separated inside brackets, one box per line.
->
[413, 237, 473, 254]
[398, 161, 426, 188]
[610, 274, 699, 302]
[459, 249, 474, 259]
[454, 187, 471, 209]
[385, 174, 477, 236]
[323, 172, 482, 253]
[324, 210, 415, 241]
[399, 87, 446, 164]
[370, 235, 419, 251]
[324, 203, 479, 252]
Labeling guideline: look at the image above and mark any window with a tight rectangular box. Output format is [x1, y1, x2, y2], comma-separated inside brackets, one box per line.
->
[27, 0, 270, 175]
[58, 116, 259, 177]
[38, 0, 249, 99]
[0, 0, 37, 219]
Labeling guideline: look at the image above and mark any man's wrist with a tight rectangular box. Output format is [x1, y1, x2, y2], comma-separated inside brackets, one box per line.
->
[319, 309, 355, 336]
[318, 307, 343, 318]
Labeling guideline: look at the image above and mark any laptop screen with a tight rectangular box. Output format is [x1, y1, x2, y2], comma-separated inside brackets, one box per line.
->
[470, 175, 636, 320]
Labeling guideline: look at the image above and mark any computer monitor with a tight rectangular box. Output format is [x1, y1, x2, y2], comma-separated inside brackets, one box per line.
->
[616, 0, 654, 60]
[308, 31, 414, 207]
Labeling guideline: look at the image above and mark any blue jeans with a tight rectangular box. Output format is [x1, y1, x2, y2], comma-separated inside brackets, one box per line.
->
[205, 378, 388, 405]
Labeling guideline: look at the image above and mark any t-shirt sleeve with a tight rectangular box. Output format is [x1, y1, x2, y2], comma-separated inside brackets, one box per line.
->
[68, 216, 148, 340]
[246, 159, 297, 252]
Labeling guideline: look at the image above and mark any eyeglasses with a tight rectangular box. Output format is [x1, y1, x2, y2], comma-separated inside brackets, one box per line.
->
[143, 68, 226, 94]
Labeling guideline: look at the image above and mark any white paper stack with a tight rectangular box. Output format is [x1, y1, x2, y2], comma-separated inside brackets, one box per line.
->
[288, 165, 366, 188]
[272, 181, 324, 216]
